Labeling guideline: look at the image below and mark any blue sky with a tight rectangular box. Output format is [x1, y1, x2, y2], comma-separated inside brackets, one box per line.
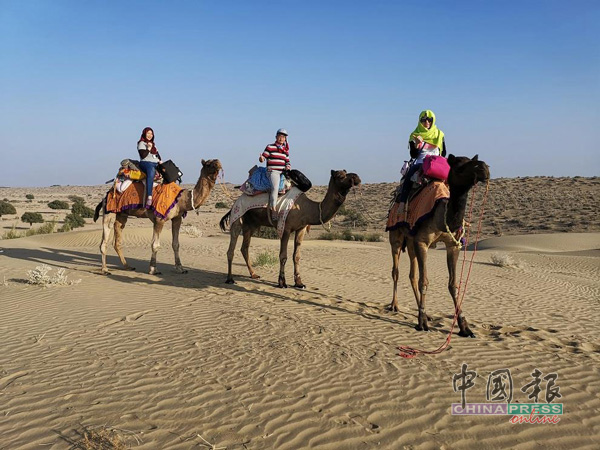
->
[1, 0, 598, 186]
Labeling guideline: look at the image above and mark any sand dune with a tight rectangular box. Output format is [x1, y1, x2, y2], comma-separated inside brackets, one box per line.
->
[1, 179, 599, 449]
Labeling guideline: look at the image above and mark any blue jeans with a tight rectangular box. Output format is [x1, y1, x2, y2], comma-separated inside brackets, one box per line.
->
[139, 161, 158, 199]
[398, 163, 422, 203]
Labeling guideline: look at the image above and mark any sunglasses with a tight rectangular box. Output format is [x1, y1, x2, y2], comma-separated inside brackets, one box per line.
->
[420, 117, 433, 123]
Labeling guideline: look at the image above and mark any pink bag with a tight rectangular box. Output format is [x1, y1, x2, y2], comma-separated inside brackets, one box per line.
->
[422, 155, 450, 181]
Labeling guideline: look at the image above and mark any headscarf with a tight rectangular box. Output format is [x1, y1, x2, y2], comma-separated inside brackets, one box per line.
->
[409, 110, 445, 150]
[138, 127, 158, 154]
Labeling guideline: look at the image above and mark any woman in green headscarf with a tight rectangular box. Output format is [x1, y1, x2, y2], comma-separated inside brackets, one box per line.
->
[397, 110, 447, 216]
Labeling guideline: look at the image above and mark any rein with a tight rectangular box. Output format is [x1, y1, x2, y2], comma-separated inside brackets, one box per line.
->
[398, 179, 490, 358]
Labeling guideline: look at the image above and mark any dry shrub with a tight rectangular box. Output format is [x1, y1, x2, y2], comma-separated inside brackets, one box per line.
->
[181, 224, 203, 238]
[27, 264, 81, 286]
[69, 425, 130, 449]
[490, 252, 522, 268]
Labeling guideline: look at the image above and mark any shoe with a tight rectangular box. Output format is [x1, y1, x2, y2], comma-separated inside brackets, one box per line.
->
[145, 196, 153, 209]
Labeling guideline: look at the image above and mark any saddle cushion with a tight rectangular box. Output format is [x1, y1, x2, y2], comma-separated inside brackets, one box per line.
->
[105, 181, 184, 220]
[386, 181, 450, 234]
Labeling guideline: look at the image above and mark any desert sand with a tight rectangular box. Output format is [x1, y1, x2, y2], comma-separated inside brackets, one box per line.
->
[0, 177, 599, 449]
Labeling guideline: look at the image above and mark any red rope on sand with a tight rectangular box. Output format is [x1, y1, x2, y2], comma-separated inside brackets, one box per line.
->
[398, 181, 490, 358]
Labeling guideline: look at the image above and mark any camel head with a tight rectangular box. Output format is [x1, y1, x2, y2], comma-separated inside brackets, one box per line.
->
[447, 154, 490, 188]
[329, 170, 362, 197]
[200, 158, 223, 182]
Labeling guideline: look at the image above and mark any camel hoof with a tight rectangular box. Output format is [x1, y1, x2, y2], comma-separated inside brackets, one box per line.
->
[294, 283, 306, 290]
[176, 267, 188, 274]
[250, 274, 261, 280]
[459, 330, 476, 338]
[387, 304, 399, 312]
[149, 271, 162, 276]
[415, 324, 423, 331]
[278, 283, 288, 289]
[101, 270, 111, 276]
[124, 266, 136, 271]
[225, 278, 236, 284]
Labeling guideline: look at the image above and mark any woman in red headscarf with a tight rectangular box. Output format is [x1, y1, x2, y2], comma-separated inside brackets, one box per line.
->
[137, 127, 162, 207]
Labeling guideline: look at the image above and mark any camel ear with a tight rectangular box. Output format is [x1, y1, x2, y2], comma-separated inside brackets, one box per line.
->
[447, 154, 456, 166]
[201, 159, 206, 166]
[472, 154, 479, 161]
[331, 170, 335, 177]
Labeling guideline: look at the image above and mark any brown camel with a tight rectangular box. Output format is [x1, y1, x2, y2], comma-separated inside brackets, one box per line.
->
[94, 159, 222, 275]
[388, 155, 490, 337]
[220, 170, 361, 287]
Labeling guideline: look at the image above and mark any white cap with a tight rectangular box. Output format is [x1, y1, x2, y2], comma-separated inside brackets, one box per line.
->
[276, 128, 288, 136]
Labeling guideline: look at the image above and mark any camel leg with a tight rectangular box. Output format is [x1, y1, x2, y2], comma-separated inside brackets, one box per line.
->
[225, 220, 242, 284]
[114, 214, 135, 271]
[389, 230, 403, 312]
[240, 224, 260, 280]
[100, 212, 115, 274]
[407, 241, 421, 316]
[171, 216, 187, 274]
[414, 241, 430, 331]
[278, 230, 291, 288]
[292, 227, 307, 289]
[149, 220, 164, 275]
[447, 245, 475, 338]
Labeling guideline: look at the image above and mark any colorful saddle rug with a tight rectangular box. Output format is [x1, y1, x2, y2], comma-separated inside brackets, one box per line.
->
[105, 181, 184, 220]
[230, 187, 303, 238]
[386, 180, 450, 234]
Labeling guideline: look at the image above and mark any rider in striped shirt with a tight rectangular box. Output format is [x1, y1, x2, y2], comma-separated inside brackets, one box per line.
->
[259, 128, 291, 223]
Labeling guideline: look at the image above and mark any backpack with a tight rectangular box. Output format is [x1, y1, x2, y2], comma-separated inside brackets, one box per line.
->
[157, 160, 183, 184]
[284, 169, 312, 192]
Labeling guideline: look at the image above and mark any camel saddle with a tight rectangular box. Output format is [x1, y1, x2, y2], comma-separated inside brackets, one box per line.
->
[386, 180, 450, 234]
[105, 181, 184, 220]
[230, 187, 304, 238]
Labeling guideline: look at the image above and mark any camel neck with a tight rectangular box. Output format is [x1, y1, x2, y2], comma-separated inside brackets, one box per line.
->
[188, 175, 215, 211]
[313, 183, 347, 225]
[446, 184, 470, 231]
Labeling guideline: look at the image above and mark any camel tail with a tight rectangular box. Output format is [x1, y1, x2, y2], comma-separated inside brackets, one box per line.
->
[219, 210, 232, 232]
[93, 200, 103, 222]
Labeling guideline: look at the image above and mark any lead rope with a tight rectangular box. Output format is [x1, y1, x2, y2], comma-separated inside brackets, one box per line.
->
[398, 179, 490, 358]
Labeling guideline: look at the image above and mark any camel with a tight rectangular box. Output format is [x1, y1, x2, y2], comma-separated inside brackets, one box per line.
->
[388, 155, 490, 337]
[220, 170, 361, 287]
[94, 159, 222, 275]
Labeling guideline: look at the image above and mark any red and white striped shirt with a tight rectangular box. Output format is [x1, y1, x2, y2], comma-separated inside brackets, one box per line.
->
[262, 142, 290, 172]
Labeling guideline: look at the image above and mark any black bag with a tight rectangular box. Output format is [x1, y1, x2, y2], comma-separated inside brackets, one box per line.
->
[157, 160, 183, 184]
[284, 169, 312, 192]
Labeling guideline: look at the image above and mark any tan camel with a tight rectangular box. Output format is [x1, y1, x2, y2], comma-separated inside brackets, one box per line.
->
[94, 159, 222, 275]
[388, 155, 490, 337]
[220, 170, 361, 287]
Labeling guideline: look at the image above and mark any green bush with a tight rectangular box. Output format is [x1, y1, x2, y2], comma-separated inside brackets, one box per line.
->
[26, 194, 34, 200]
[316, 229, 383, 242]
[25, 220, 56, 236]
[71, 202, 95, 218]
[48, 200, 70, 210]
[68, 195, 85, 204]
[21, 212, 44, 226]
[253, 251, 279, 267]
[0, 201, 17, 216]
[63, 213, 85, 229]
[339, 207, 367, 228]
[253, 226, 279, 239]
[215, 201, 229, 209]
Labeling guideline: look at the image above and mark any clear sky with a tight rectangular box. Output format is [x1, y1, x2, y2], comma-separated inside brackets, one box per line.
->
[1, 0, 599, 187]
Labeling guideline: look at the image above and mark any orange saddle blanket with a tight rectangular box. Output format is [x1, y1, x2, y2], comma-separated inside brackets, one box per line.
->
[386, 181, 450, 234]
[105, 182, 184, 219]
